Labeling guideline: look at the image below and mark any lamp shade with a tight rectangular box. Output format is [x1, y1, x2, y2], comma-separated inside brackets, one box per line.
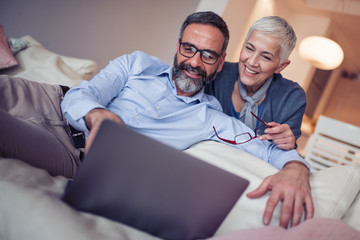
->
[299, 36, 344, 70]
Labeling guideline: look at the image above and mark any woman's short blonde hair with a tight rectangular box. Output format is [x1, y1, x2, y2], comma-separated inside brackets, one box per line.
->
[245, 16, 297, 64]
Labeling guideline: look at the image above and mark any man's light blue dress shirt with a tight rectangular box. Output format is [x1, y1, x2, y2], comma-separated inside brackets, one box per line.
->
[61, 51, 309, 170]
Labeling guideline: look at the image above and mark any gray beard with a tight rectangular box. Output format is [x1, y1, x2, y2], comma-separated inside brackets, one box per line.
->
[175, 74, 203, 93]
[173, 56, 219, 93]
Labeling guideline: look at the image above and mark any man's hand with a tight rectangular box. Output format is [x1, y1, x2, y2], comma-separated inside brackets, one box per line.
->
[259, 123, 295, 150]
[246, 161, 314, 228]
[84, 108, 124, 154]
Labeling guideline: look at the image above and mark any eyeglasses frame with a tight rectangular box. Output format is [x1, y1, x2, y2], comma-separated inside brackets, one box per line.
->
[178, 41, 221, 65]
[213, 112, 270, 145]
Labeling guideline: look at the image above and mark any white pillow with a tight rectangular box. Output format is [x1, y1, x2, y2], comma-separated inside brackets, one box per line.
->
[184, 140, 360, 235]
[1, 35, 97, 87]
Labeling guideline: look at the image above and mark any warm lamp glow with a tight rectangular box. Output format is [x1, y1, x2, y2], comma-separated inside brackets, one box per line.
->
[299, 36, 344, 70]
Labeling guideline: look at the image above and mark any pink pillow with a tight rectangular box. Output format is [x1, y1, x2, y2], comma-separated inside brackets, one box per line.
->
[210, 218, 360, 240]
[0, 25, 17, 69]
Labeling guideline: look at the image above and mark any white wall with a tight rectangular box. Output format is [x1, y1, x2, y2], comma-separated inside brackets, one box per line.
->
[0, 0, 200, 69]
[222, 0, 257, 63]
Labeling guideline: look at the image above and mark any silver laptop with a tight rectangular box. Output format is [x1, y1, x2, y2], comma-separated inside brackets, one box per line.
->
[63, 120, 249, 240]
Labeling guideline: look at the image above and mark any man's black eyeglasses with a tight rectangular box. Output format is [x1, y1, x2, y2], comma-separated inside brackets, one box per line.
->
[178, 41, 221, 65]
[213, 112, 270, 145]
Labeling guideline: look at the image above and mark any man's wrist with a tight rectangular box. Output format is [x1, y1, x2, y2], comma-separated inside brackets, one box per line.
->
[84, 108, 105, 130]
[284, 160, 309, 172]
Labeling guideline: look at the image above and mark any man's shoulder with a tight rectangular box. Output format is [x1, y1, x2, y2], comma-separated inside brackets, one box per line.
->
[126, 51, 170, 74]
[130, 51, 167, 65]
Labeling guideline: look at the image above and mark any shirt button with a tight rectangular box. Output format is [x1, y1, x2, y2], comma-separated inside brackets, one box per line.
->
[156, 105, 160, 110]
[136, 115, 140, 119]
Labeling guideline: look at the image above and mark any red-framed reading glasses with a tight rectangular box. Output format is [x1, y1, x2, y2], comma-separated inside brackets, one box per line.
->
[213, 112, 270, 145]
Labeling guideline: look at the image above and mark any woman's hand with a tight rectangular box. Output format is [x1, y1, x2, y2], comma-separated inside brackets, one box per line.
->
[259, 122, 295, 150]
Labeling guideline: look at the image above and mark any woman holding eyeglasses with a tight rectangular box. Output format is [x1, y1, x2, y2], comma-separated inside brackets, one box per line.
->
[206, 16, 306, 150]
